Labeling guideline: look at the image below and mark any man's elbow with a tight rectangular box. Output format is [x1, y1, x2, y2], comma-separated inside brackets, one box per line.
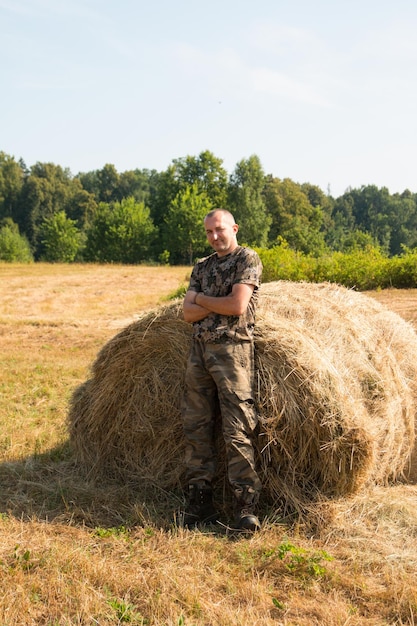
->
[231, 303, 248, 316]
[183, 313, 193, 323]
[183, 307, 193, 323]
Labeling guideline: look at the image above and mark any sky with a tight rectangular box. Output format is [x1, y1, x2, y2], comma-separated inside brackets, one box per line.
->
[1, 0, 417, 198]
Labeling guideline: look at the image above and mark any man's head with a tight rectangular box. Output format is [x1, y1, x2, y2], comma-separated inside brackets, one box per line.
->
[204, 209, 239, 257]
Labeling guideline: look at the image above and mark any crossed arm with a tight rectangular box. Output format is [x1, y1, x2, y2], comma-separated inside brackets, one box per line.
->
[183, 283, 255, 323]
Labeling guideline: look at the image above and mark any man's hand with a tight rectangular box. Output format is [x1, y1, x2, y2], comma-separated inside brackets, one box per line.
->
[183, 289, 212, 323]
[183, 283, 254, 323]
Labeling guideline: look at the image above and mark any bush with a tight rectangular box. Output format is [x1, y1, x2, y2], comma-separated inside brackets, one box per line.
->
[257, 244, 417, 290]
[311, 248, 391, 290]
[40, 211, 83, 262]
[255, 242, 312, 283]
[0, 221, 33, 262]
[386, 251, 417, 288]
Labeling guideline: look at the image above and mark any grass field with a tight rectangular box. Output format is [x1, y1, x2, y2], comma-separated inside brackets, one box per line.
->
[1, 263, 417, 625]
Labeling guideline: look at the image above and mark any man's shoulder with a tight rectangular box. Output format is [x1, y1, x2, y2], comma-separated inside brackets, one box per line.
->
[194, 251, 217, 268]
[235, 246, 262, 264]
[238, 245, 259, 256]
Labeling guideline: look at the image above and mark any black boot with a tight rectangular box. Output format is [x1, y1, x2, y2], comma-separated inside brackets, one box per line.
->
[181, 483, 219, 528]
[234, 485, 261, 532]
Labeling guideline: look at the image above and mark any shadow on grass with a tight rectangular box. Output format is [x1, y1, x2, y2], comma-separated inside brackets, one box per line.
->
[0, 441, 187, 530]
[0, 442, 295, 535]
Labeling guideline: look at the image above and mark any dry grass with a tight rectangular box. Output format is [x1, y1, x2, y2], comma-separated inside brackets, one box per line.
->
[1, 263, 417, 625]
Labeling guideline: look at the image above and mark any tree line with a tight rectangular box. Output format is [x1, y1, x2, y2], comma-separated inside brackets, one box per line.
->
[1, 149, 417, 265]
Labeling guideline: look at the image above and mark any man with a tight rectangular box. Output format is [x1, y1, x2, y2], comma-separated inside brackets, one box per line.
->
[181, 208, 262, 531]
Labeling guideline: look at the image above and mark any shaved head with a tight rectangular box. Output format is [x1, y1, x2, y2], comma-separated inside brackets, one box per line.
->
[204, 209, 236, 226]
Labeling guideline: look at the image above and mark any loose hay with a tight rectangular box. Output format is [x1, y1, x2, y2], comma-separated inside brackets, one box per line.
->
[67, 282, 417, 516]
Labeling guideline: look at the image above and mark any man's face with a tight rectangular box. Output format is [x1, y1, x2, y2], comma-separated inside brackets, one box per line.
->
[204, 212, 239, 257]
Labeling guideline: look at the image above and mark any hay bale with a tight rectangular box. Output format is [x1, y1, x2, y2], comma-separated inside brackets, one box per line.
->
[68, 302, 190, 488]
[256, 283, 417, 510]
[67, 282, 417, 513]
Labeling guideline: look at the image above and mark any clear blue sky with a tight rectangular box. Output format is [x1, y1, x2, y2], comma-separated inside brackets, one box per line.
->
[1, 0, 417, 197]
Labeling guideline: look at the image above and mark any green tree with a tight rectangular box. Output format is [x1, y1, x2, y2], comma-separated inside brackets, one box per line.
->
[384, 191, 417, 255]
[78, 164, 122, 203]
[149, 151, 228, 232]
[16, 162, 95, 258]
[301, 182, 334, 242]
[163, 183, 212, 264]
[172, 150, 228, 207]
[64, 178, 97, 229]
[76, 167, 155, 225]
[118, 168, 155, 204]
[263, 177, 326, 255]
[340, 186, 391, 253]
[17, 163, 72, 252]
[40, 211, 83, 262]
[85, 197, 157, 263]
[0, 219, 33, 262]
[96, 164, 121, 203]
[148, 165, 178, 229]
[228, 155, 271, 247]
[327, 193, 357, 251]
[333, 185, 417, 255]
[336, 229, 380, 253]
[77, 169, 101, 198]
[0, 152, 25, 221]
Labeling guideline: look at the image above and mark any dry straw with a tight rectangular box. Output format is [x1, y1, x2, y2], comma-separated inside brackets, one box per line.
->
[68, 281, 417, 516]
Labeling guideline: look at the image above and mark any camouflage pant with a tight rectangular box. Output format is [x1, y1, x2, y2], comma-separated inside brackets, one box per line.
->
[181, 339, 262, 496]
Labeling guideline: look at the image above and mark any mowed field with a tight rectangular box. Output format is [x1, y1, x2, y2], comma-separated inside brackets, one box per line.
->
[1, 263, 417, 625]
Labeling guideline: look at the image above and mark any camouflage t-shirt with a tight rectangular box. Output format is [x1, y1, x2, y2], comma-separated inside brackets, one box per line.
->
[188, 245, 262, 343]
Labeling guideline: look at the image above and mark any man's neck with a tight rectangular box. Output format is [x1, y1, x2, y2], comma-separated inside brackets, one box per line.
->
[216, 243, 239, 258]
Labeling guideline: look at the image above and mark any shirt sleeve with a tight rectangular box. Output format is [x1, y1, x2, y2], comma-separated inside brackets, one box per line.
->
[235, 249, 262, 289]
[187, 264, 202, 293]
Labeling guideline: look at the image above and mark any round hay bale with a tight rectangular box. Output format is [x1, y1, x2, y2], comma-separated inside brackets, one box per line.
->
[256, 282, 417, 510]
[67, 282, 417, 513]
[68, 302, 190, 488]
